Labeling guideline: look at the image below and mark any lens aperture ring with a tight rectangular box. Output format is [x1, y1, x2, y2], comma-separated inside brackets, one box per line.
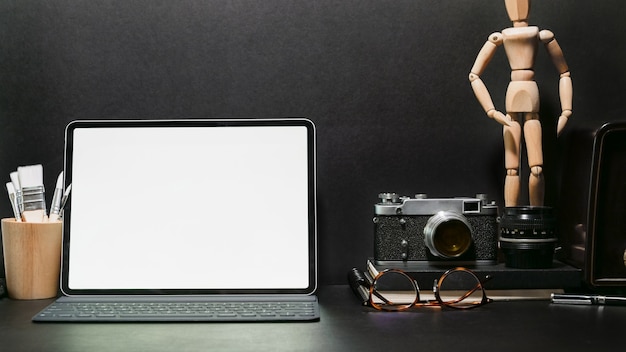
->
[499, 226, 557, 238]
[499, 206, 557, 239]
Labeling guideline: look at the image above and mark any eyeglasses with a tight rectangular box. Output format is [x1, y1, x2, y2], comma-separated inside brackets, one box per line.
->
[368, 267, 493, 311]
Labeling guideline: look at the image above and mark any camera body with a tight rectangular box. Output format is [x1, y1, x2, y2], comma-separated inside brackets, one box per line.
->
[373, 193, 499, 265]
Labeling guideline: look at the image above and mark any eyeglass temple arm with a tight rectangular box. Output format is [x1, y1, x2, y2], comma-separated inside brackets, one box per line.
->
[459, 274, 493, 303]
[371, 289, 391, 304]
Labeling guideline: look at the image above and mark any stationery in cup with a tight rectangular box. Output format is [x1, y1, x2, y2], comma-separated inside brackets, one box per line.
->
[2, 164, 70, 299]
[5, 165, 71, 223]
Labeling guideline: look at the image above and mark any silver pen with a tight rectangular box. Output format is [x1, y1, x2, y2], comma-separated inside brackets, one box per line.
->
[58, 184, 72, 216]
[551, 293, 626, 306]
[48, 172, 64, 222]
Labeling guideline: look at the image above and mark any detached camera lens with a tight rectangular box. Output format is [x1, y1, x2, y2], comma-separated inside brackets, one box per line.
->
[424, 211, 473, 258]
[499, 206, 557, 269]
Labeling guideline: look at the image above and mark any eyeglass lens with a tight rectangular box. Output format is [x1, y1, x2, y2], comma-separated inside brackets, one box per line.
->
[436, 269, 487, 308]
[370, 270, 419, 311]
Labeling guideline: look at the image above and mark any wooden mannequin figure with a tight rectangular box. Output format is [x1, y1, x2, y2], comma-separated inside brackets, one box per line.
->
[469, 0, 573, 207]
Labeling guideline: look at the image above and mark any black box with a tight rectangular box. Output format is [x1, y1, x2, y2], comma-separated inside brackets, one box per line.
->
[558, 121, 626, 290]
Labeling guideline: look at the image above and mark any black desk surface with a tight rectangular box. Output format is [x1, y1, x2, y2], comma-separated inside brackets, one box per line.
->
[1, 285, 624, 352]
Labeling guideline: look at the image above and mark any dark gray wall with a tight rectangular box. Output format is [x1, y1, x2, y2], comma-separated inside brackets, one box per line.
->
[2, 0, 625, 284]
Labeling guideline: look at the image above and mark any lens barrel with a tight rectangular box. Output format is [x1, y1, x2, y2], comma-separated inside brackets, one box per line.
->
[424, 211, 473, 259]
[499, 206, 557, 269]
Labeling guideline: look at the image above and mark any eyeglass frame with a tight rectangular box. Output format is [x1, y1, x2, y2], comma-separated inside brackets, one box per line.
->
[368, 267, 493, 311]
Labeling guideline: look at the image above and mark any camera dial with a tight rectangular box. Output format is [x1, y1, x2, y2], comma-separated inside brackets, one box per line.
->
[378, 193, 401, 204]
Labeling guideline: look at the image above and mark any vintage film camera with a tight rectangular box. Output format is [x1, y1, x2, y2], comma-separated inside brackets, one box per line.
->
[373, 193, 499, 265]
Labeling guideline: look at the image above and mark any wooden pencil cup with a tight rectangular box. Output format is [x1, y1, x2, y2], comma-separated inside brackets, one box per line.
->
[1, 218, 62, 300]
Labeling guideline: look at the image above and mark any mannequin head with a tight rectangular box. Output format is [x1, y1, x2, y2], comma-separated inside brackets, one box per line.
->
[505, 0, 531, 25]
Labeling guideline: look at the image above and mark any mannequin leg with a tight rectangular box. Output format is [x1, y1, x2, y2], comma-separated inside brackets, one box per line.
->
[524, 115, 544, 206]
[503, 115, 522, 207]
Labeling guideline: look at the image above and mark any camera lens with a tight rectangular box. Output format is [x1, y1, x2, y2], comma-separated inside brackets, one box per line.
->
[424, 211, 473, 258]
[499, 206, 557, 269]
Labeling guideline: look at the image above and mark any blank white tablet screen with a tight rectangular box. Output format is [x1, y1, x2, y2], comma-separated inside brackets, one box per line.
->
[67, 124, 311, 290]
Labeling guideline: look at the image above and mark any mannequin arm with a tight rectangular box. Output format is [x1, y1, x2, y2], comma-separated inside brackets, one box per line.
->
[557, 73, 573, 136]
[469, 33, 511, 126]
[540, 30, 573, 136]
